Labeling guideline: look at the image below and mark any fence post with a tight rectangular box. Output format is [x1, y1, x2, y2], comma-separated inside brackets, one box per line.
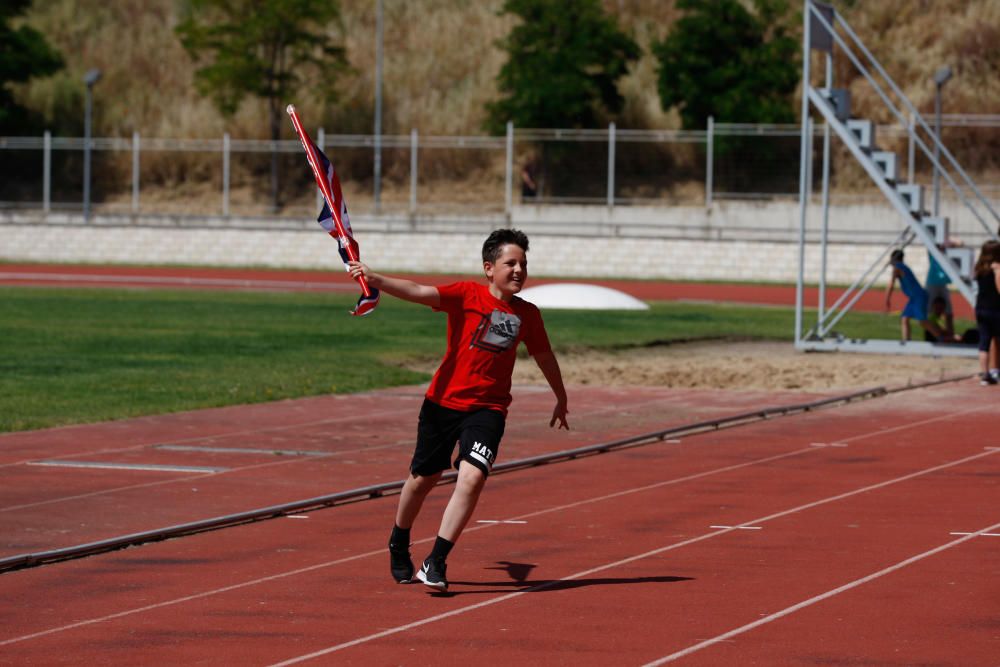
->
[505, 121, 514, 217]
[705, 115, 714, 209]
[43, 130, 51, 214]
[607, 122, 616, 209]
[132, 131, 140, 215]
[316, 128, 325, 213]
[410, 128, 418, 217]
[222, 132, 230, 217]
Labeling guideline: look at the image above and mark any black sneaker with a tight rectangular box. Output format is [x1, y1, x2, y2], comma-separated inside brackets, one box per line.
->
[416, 557, 448, 591]
[980, 373, 997, 386]
[389, 542, 414, 583]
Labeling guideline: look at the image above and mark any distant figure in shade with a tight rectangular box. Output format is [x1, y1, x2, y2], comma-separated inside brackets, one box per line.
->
[925, 247, 955, 338]
[923, 295, 955, 342]
[973, 240, 1000, 385]
[520, 161, 538, 201]
[885, 248, 957, 342]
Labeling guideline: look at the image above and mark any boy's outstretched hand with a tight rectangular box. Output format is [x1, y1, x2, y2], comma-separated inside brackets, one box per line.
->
[550, 401, 569, 430]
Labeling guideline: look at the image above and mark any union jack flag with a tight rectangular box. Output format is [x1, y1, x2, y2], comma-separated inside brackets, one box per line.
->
[313, 143, 380, 317]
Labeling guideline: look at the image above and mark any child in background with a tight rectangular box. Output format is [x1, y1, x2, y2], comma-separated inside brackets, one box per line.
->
[348, 229, 569, 592]
[973, 241, 1000, 385]
[885, 248, 957, 343]
[923, 296, 955, 342]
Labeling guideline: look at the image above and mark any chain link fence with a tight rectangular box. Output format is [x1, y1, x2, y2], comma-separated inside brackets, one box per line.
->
[1, 116, 998, 228]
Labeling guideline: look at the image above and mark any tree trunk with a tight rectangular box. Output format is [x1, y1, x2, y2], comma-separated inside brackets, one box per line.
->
[269, 99, 281, 213]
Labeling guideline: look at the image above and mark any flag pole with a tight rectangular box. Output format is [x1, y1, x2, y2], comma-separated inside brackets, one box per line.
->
[286, 104, 372, 297]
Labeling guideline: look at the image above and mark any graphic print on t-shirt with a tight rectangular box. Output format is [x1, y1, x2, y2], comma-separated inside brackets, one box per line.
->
[471, 309, 522, 353]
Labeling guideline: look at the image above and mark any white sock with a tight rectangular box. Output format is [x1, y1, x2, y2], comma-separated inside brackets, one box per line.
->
[990, 369, 999, 379]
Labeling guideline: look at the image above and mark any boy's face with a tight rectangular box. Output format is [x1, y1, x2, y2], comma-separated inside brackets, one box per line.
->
[484, 243, 527, 297]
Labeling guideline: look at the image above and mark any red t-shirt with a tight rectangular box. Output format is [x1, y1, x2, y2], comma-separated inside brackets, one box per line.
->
[426, 281, 552, 414]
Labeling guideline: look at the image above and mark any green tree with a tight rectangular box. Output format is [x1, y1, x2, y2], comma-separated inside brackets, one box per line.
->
[176, 0, 348, 211]
[485, 0, 639, 132]
[0, 0, 63, 134]
[653, 0, 799, 129]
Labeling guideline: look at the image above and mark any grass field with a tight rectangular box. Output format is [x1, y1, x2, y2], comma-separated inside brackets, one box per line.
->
[1, 286, 919, 433]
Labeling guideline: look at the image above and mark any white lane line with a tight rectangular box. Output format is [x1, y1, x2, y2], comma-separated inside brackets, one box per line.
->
[476, 520, 527, 525]
[6, 445, 994, 653]
[0, 271, 356, 292]
[264, 447, 1000, 665]
[709, 525, 762, 530]
[837, 404, 988, 444]
[810, 442, 848, 448]
[0, 447, 816, 648]
[643, 519, 1000, 665]
[154, 445, 330, 457]
[27, 460, 226, 474]
[0, 405, 419, 470]
[0, 393, 711, 511]
[949, 531, 1000, 537]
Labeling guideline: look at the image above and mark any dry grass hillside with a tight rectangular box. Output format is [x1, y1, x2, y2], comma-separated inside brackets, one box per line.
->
[9, 0, 999, 211]
[16, 0, 999, 139]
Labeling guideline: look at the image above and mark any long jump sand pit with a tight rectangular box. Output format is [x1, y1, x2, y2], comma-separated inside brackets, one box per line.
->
[510, 339, 977, 392]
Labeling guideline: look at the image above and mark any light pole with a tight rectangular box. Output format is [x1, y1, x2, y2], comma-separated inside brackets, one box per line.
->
[932, 65, 951, 217]
[83, 68, 102, 223]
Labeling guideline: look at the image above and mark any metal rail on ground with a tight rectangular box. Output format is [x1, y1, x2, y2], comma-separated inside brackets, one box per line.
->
[0, 377, 970, 574]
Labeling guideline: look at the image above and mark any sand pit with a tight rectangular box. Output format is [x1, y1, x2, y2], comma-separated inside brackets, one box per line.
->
[510, 340, 978, 393]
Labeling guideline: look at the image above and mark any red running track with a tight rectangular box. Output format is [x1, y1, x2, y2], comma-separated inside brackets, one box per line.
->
[0, 262, 976, 317]
[0, 379, 997, 664]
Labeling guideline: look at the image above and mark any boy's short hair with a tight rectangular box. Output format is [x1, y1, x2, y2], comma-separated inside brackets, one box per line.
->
[890, 249, 904, 263]
[482, 228, 530, 263]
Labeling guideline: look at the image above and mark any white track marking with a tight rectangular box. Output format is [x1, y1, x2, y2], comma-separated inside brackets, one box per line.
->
[476, 520, 527, 524]
[836, 404, 987, 444]
[709, 525, 762, 530]
[262, 448, 999, 665]
[260, 450, 1000, 667]
[0, 394, 725, 511]
[27, 460, 226, 473]
[643, 519, 1000, 665]
[949, 531, 1000, 537]
[0, 271, 357, 291]
[0, 406, 418, 469]
[0, 447, 815, 647]
[4, 433, 994, 652]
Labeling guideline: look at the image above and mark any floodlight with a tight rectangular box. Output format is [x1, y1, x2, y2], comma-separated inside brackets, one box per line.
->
[933, 65, 952, 87]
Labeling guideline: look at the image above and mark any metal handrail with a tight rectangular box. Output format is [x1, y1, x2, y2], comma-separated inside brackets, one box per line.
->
[808, 3, 999, 239]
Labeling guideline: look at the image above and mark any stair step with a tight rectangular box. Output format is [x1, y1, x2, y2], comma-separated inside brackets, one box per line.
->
[921, 216, 949, 246]
[872, 151, 899, 182]
[945, 246, 975, 281]
[896, 183, 924, 213]
[819, 88, 851, 121]
[846, 119, 875, 151]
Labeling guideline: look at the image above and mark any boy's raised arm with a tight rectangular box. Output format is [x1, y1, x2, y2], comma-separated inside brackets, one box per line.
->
[533, 350, 569, 429]
[348, 261, 440, 308]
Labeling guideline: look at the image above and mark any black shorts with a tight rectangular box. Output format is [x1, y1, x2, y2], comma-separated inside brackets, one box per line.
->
[976, 308, 1000, 352]
[411, 398, 506, 477]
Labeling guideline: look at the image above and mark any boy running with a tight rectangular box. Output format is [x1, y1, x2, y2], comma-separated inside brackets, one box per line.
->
[347, 229, 569, 592]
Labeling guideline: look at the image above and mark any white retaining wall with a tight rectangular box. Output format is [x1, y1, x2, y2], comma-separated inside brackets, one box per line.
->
[0, 201, 934, 284]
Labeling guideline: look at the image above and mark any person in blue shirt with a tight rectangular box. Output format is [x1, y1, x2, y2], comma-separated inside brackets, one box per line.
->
[925, 248, 954, 339]
[885, 248, 957, 342]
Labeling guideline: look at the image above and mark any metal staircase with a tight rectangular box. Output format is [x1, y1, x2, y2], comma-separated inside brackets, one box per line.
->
[795, 0, 1000, 356]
